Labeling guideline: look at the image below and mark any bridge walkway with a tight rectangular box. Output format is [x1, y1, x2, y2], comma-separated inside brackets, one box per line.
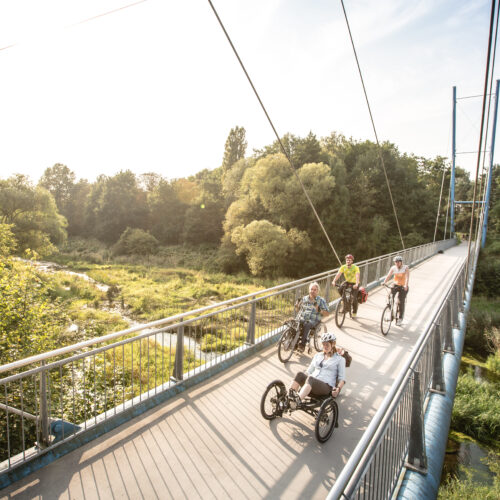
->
[1, 244, 468, 500]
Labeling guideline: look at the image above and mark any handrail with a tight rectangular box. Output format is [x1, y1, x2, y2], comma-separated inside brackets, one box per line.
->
[0, 240, 451, 375]
[327, 243, 468, 499]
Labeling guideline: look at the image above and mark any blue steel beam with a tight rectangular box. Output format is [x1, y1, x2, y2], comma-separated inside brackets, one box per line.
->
[451, 86, 457, 236]
[482, 79, 500, 247]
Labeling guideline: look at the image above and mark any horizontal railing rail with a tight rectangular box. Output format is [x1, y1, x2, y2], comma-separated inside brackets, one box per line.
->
[0, 239, 455, 478]
[327, 242, 470, 499]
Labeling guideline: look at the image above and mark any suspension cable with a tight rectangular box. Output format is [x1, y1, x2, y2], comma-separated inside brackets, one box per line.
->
[433, 164, 448, 242]
[444, 180, 451, 240]
[474, 0, 500, 241]
[465, 0, 497, 284]
[207, 0, 342, 265]
[340, 0, 405, 250]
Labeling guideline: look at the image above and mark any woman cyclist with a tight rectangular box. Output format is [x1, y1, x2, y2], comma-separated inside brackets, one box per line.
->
[288, 332, 346, 407]
[383, 255, 410, 326]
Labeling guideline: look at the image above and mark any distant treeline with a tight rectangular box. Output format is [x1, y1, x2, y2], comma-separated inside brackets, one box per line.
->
[1, 127, 498, 276]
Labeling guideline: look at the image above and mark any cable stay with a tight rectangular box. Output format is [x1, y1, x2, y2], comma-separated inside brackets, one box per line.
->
[465, 0, 498, 285]
[340, 0, 405, 250]
[207, 0, 342, 265]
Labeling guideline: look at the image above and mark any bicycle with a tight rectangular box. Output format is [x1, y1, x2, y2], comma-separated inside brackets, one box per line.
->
[335, 283, 356, 328]
[260, 379, 339, 443]
[277, 315, 324, 363]
[380, 284, 404, 335]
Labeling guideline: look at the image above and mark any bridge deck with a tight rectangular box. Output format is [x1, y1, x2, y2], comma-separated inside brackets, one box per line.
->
[1, 244, 468, 500]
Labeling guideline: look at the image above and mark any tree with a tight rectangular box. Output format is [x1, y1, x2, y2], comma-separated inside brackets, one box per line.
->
[113, 227, 159, 256]
[92, 171, 148, 244]
[39, 163, 76, 215]
[254, 132, 327, 168]
[231, 220, 291, 276]
[222, 126, 247, 172]
[148, 179, 187, 244]
[0, 175, 67, 255]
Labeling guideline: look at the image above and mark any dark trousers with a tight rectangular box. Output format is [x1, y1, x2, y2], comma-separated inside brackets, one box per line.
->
[392, 286, 408, 319]
[294, 372, 332, 396]
[340, 282, 358, 313]
[299, 320, 317, 345]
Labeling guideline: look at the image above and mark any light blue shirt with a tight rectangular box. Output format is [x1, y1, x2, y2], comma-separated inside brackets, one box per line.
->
[307, 352, 346, 387]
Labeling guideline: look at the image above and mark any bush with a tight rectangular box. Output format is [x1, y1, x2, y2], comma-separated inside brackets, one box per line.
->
[466, 298, 500, 356]
[113, 228, 159, 257]
[451, 370, 500, 445]
[474, 254, 500, 298]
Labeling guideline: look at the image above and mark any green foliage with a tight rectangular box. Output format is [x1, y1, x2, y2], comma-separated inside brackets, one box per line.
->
[230, 219, 310, 277]
[486, 353, 500, 376]
[451, 369, 500, 446]
[0, 223, 17, 256]
[475, 251, 500, 298]
[113, 227, 159, 256]
[222, 126, 247, 171]
[0, 175, 67, 256]
[0, 259, 68, 361]
[438, 454, 500, 499]
[466, 297, 500, 356]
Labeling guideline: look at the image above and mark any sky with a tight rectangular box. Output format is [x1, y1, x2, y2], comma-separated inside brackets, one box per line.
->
[0, 0, 497, 183]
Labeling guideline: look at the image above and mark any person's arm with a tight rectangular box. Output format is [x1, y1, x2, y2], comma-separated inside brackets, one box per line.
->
[332, 269, 342, 285]
[383, 267, 394, 285]
[306, 356, 317, 375]
[319, 297, 329, 317]
[331, 358, 346, 397]
[354, 269, 360, 289]
[404, 267, 410, 290]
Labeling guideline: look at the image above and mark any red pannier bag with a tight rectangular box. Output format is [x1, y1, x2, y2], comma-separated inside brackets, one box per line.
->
[358, 287, 368, 303]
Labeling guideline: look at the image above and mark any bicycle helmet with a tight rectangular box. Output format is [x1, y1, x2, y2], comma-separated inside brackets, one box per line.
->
[345, 254, 354, 260]
[321, 332, 337, 343]
[394, 255, 403, 263]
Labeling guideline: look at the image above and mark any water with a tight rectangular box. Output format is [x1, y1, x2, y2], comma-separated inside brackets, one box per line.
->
[441, 436, 496, 485]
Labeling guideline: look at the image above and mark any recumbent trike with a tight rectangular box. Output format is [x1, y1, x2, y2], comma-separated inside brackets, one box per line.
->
[260, 379, 339, 443]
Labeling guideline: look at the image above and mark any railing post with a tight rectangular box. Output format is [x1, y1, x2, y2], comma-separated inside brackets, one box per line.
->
[430, 324, 446, 394]
[405, 370, 428, 473]
[246, 302, 256, 345]
[375, 257, 381, 281]
[172, 320, 184, 381]
[325, 276, 331, 303]
[362, 264, 368, 287]
[39, 361, 50, 448]
[443, 302, 455, 353]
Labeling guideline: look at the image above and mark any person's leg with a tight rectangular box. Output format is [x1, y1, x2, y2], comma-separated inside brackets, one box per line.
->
[352, 285, 359, 314]
[398, 288, 408, 318]
[301, 376, 331, 399]
[291, 372, 307, 392]
[298, 383, 312, 400]
[300, 322, 313, 345]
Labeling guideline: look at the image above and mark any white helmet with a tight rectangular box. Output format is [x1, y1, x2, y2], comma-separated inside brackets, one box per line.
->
[321, 332, 337, 343]
[394, 255, 403, 263]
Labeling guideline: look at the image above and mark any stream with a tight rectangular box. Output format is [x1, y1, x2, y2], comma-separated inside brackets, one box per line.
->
[25, 259, 219, 362]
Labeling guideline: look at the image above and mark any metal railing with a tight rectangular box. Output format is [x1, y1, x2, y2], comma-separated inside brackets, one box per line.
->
[0, 239, 455, 476]
[327, 245, 469, 500]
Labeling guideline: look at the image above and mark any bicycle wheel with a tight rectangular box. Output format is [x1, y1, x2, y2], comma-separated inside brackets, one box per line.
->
[380, 304, 393, 335]
[278, 326, 297, 363]
[312, 327, 322, 352]
[335, 300, 346, 328]
[315, 398, 338, 443]
[260, 380, 286, 420]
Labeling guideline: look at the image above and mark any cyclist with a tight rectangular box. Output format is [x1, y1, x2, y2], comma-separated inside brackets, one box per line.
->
[332, 254, 361, 317]
[296, 282, 329, 352]
[383, 255, 409, 326]
[288, 332, 346, 407]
